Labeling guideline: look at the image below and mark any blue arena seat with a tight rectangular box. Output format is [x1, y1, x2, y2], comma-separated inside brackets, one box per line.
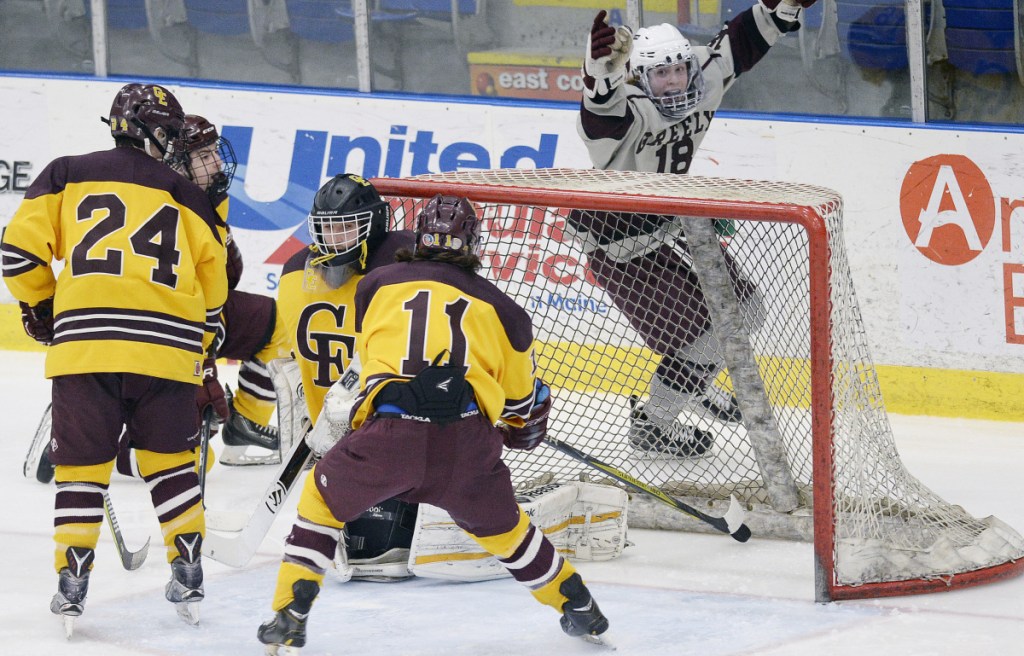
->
[835, 0, 928, 70]
[942, 0, 1020, 78]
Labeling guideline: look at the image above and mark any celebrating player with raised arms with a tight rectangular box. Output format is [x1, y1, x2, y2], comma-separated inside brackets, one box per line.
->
[2, 83, 226, 633]
[258, 194, 609, 653]
[568, 3, 811, 456]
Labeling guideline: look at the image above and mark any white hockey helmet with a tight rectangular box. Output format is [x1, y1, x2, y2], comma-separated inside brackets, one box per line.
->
[629, 23, 705, 120]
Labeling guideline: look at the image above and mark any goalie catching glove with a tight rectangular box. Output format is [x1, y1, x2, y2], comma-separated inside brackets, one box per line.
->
[583, 10, 632, 99]
[20, 297, 54, 345]
[760, 0, 817, 24]
[503, 380, 551, 451]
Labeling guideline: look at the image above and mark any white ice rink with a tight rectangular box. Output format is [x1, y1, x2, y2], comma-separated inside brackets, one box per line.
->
[1, 351, 1022, 655]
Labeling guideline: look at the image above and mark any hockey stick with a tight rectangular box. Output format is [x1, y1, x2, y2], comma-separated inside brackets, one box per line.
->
[202, 428, 313, 568]
[103, 490, 151, 570]
[544, 436, 751, 542]
[198, 405, 214, 504]
[23, 402, 54, 483]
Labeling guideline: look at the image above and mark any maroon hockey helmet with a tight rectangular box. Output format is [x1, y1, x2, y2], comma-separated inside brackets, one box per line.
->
[414, 195, 481, 257]
[107, 83, 185, 155]
[180, 114, 237, 197]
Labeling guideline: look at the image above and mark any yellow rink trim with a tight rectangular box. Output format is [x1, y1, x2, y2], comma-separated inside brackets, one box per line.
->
[535, 341, 1024, 423]
[2, 304, 1021, 421]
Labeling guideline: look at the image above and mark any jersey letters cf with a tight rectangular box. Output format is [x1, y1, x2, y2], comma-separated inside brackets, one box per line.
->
[351, 260, 539, 430]
[276, 231, 414, 422]
[1, 147, 227, 383]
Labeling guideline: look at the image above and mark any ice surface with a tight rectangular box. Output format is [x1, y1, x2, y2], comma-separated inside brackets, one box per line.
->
[1, 352, 1021, 655]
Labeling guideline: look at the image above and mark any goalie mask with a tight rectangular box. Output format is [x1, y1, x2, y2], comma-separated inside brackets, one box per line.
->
[179, 114, 237, 199]
[414, 194, 481, 257]
[307, 173, 390, 269]
[105, 83, 185, 161]
[630, 24, 705, 120]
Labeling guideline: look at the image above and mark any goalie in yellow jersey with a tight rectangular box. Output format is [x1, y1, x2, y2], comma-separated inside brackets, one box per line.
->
[258, 194, 610, 653]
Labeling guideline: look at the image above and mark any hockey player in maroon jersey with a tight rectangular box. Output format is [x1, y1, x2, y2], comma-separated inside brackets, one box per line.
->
[258, 195, 609, 653]
[568, 3, 812, 457]
[2, 83, 225, 633]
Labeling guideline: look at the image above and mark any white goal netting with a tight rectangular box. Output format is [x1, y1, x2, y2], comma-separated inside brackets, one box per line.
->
[375, 169, 1024, 601]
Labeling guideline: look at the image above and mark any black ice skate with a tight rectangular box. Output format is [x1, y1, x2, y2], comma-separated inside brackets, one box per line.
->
[698, 381, 743, 424]
[220, 387, 282, 466]
[627, 396, 714, 458]
[559, 573, 610, 646]
[257, 579, 320, 655]
[50, 546, 94, 638]
[166, 532, 204, 625]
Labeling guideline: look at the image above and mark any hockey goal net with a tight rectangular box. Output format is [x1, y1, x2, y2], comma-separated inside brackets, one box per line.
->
[371, 168, 1024, 602]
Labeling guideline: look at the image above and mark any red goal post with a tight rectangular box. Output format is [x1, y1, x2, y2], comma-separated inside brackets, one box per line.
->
[371, 168, 1024, 602]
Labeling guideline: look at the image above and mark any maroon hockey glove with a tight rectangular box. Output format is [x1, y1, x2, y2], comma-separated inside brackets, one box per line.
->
[503, 382, 552, 451]
[20, 298, 54, 345]
[196, 357, 230, 421]
[225, 229, 244, 290]
[589, 10, 617, 60]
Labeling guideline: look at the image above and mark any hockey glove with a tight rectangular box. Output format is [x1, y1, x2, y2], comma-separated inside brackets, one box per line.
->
[196, 357, 230, 421]
[583, 10, 632, 100]
[20, 297, 55, 345]
[760, 0, 816, 24]
[225, 229, 244, 290]
[503, 381, 552, 451]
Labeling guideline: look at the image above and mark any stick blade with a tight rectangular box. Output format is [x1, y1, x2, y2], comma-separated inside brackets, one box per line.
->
[123, 537, 151, 570]
[723, 495, 752, 542]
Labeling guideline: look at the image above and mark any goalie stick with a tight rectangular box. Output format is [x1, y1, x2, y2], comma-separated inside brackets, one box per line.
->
[202, 428, 314, 568]
[103, 490, 150, 570]
[544, 436, 751, 542]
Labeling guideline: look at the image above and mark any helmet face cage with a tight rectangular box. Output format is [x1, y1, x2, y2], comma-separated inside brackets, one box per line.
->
[178, 115, 237, 197]
[108, 83, 185, 157]
[308, 208, 377, 265]
[630, 24, 706, 120]
[307, 174, 389, 268]
[414, 195, 481, 257]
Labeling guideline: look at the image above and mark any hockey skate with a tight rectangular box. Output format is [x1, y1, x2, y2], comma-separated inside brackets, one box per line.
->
[559, 573, 611, 647]
[627, 396, 714, 458]
[50, 547, 94, 639]
[698, 380, 743, 424]
[257, 579, 320, 655]
[219, 387, 282, 466]
[165, 532, 204, 625]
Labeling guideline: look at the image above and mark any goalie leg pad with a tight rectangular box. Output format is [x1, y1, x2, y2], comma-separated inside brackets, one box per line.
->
[406, 482, 629, 582]
[223, 357, 310, 467]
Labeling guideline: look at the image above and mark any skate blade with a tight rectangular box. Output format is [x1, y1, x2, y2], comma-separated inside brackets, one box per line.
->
[265, 644, 301, 655]
[175, 601, 200, 625]
[580, 633, 616, 650]
[62, 615, 75, 639]
[219, 445, 281, 467]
